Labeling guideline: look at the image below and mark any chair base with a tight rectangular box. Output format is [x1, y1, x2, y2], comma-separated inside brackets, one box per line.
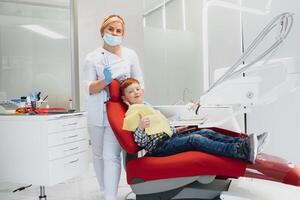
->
[135, 179, 231, 200]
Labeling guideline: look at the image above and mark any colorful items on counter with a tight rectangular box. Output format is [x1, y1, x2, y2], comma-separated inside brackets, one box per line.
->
[11, 92, 72, 115]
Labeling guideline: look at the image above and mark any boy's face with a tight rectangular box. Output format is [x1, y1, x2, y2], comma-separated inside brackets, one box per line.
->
[122, 82, 144, 104]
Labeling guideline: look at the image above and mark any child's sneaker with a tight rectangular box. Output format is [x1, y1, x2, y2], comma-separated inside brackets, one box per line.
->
[247, 133, 258, 163]
[257, 132, 269, 153]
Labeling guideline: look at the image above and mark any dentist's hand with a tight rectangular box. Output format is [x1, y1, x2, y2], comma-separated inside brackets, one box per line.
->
[176, 126, 197, 134]
[175, 126, 189, 133]
[138, 114, 150, 131]
[103, 66, 112, 85]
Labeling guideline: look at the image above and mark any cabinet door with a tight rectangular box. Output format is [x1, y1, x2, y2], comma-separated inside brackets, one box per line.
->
[48, 140, 89, 160]
[48, 128, 88, 147]
[47, 116, 87, 134]
[48, 151, 89, 185]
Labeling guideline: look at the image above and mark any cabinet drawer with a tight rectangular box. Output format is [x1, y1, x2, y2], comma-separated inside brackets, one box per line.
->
[47, 117, 87, 134]
[48, 140, 89, 161]
[48, 128, 88, 147]
[49, 151, 89, 185]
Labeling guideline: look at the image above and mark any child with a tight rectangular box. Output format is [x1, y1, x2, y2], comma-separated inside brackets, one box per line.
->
[120, 78, 268, 163]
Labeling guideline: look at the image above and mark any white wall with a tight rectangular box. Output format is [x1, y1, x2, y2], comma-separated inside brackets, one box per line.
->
[143, 0, 204, 105]
[203, 0, 244, 129]
[77, 0, 144, 111]
[206, 4, 242, 84]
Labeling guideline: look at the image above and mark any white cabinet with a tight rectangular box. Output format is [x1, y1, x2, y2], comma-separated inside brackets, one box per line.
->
[0, 113, 89, 186]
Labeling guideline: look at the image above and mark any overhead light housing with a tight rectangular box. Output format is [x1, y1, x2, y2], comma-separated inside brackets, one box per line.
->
[21, 25, 66, 39]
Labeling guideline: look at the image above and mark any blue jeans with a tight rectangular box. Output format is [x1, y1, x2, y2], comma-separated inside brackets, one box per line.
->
[150, 129, 248, 161]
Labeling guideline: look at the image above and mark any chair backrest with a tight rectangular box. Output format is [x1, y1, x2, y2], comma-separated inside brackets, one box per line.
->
[106, 80, 140, 154]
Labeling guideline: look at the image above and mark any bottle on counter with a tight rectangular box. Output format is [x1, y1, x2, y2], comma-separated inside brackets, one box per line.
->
[68, 99, 73, 110]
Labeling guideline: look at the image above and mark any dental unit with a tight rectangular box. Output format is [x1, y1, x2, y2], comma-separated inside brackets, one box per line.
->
[106, 12, 300, 200]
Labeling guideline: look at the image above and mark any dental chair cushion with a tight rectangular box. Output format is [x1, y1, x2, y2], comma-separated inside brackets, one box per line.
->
[108, 79, 122, 102]
[107, 80, 247, 184]
[107, 80, 140, 154]
[126, 151, 247, 184]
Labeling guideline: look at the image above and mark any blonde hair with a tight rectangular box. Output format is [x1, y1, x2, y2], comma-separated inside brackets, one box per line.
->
[100, 14, 125, 37]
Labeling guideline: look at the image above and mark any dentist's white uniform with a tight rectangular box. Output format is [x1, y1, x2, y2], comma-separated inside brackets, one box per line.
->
[83, 46, 144, 200]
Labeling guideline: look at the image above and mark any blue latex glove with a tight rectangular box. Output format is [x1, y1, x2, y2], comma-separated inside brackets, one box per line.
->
[103, 66, 112, 85]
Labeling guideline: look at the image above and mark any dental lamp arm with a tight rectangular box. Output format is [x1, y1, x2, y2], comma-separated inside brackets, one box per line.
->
[203, 12, 293, 96]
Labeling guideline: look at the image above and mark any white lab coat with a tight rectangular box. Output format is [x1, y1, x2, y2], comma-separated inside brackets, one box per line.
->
[83, 46, 144, 200]
[83, 46, 144, 127]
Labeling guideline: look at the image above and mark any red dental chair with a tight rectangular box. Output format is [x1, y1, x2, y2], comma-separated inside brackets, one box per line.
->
[106, 80, 300, 200]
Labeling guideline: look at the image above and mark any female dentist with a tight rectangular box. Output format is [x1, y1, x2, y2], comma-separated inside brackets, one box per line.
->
[83, 14, 144, 200]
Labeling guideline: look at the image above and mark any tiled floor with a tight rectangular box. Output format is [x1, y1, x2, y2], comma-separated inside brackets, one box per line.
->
[0, 164, 134, 200]
[222, 177, 300, 200]
[2, 169, 300, 200]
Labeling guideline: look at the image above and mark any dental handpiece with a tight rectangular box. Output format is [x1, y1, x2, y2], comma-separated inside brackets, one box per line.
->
[102, 52, 110, 67]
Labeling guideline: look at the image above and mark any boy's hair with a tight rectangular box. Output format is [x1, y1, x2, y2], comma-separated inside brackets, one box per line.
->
[120, 78, 140, 95]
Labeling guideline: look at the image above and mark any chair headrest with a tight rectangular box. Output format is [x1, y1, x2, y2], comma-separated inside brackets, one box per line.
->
[107, 79, 139, 154]
[109, 80, 121, 102]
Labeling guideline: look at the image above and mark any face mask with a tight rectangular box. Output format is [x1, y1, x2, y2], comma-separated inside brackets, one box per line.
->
[103, 33, 122, 46]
